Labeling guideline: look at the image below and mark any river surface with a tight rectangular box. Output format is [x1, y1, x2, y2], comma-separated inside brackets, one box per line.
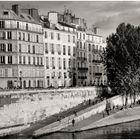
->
[38, 130, 140, 139]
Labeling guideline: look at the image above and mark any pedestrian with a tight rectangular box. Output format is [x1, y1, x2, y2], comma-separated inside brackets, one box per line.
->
[72, 118, 75, 126]
[105, 99, 111, 116]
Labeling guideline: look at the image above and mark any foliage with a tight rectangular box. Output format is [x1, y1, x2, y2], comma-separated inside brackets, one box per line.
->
[104, 23, 140, 104]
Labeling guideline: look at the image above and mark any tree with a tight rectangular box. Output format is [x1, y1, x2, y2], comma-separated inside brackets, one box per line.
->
[104, 23, 140, 106]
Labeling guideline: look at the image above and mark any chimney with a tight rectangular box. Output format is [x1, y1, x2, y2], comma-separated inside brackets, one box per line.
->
[29, 8, 39, 21]
[92, 25, 100, 35]
[12, 4, 21, 15]
[48, 11, 58, 24]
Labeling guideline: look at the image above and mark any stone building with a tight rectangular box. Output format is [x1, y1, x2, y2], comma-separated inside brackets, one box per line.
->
[86, 28, 107, 86]
[42, 12, 77, 88]
[0, 5, 44, 89]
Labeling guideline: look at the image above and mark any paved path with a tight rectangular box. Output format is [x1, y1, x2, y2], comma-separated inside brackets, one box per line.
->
[80, 105, 140, 131]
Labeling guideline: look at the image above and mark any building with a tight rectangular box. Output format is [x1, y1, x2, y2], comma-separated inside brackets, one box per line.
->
[42, 12, 77, 88]
[86, 28, 107, 86]
[0, 5, 44, 89]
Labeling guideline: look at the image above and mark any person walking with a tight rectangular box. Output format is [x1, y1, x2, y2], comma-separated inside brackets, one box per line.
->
[105, 99, 111, 116]
[72, 118, 75, 127]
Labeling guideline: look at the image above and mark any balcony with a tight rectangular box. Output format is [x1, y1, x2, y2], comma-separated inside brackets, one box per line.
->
[78, 67, 88, 71]
[92, 59, 103, 63]
[95, 72, 102, 76]
[77, 57, 87, 61]
[78, 76, 87, 79]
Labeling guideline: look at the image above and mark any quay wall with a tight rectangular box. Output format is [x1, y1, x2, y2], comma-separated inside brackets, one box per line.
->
[0, 87, 97, 128]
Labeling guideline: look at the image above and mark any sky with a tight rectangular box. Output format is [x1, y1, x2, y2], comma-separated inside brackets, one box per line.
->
[1, 1, 140, 38]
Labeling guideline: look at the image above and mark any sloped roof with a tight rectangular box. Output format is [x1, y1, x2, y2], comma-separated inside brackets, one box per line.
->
[0, 9, 41, 24]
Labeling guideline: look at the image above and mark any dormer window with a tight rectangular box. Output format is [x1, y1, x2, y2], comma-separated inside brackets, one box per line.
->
[3, 11, 8, 15]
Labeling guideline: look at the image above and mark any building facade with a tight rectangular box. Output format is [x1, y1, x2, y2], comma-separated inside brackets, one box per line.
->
[0, 5, 107, 89]
[43, 12, 77, 88]
[0, 5, 44, 89]
[86, 29, 107, 86]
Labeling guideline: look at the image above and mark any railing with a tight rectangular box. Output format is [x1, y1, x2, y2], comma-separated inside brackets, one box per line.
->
[78, 67, 88, 71]
[92, 60, 102, 63]
[78, 76, 87, 79]
[95, 73, 102, 76]
[77, 57, 87, 61]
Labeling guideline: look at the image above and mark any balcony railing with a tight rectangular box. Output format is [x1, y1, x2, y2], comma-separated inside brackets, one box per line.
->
[95, 72, 102, 76]
[77, 57, 87, 61]
[92, 59, 103, 63]
[78, 76, 87, 79]
[78, 67, 88, 71]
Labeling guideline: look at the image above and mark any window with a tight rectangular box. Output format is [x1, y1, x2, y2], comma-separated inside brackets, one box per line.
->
[45, 43, 48, 53]
[80, 33, 82, 39]
[17, 22, 19, 29]
[36, 35, 39, 43]
[37, 57, 39, 65]
[73, 36, 75, 43]
[63, 45, 66, 55]
[77, 41, 79, 48]
[57, 44, 61, 55]
[0, 21, 5, 28]
[0, 56, 5, 64]
[57, 33, 60, 40]
[0, 44, 6, 52]
[58, 72, 61, 78]
[23, 33, 25, 41]
[64, 72, 67, 78]
[52, 57, 55, 69]
[50, 43, 54, 54]
[68, 59, 71, 68]
[19, 32, 21, 40]
[8, 56, 12, 64]
[51, 32, 54, 39]
[45, 31, 47, 38]
[8, 44, 12, 52]
[28, 33, 30, 41]
[68, 46, 71, 55]
[80, 42, 82, 48]
[29, 80, 31, 87]
[40, 57, 43, 65]
[23, 56, 26, 64]
[63, 58, 66, 69]
[28, 45, 30, 53]
[46, 57, 49, 69]
[19, 56, 22, 64]
[3, 11, 8, 15]
[26, 24, 28, 30]
[83, 34, 85, 40]
[7, 31, 12, 39]
[89, 54, 91, 62]
[28, 56, 30, 64]
[68, 35, 70, 42]
[89, 44, 91, 51]
[73, 47, 76, 56]
[58, 58, 61, 69]
[52, 72, 55, 79]
[33, 57, 35, 65]
[19, 44, 21, 52]
[84, 42, 86, 49]
[33, 45, 35, 54]
[96, 45, 98, 51]
[0, 31, 6, 39]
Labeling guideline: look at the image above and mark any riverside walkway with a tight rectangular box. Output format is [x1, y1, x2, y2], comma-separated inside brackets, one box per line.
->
[37, 105, 140, 139]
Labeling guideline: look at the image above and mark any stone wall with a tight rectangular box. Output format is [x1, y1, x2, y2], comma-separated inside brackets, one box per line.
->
[0, 87, 97, 128]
